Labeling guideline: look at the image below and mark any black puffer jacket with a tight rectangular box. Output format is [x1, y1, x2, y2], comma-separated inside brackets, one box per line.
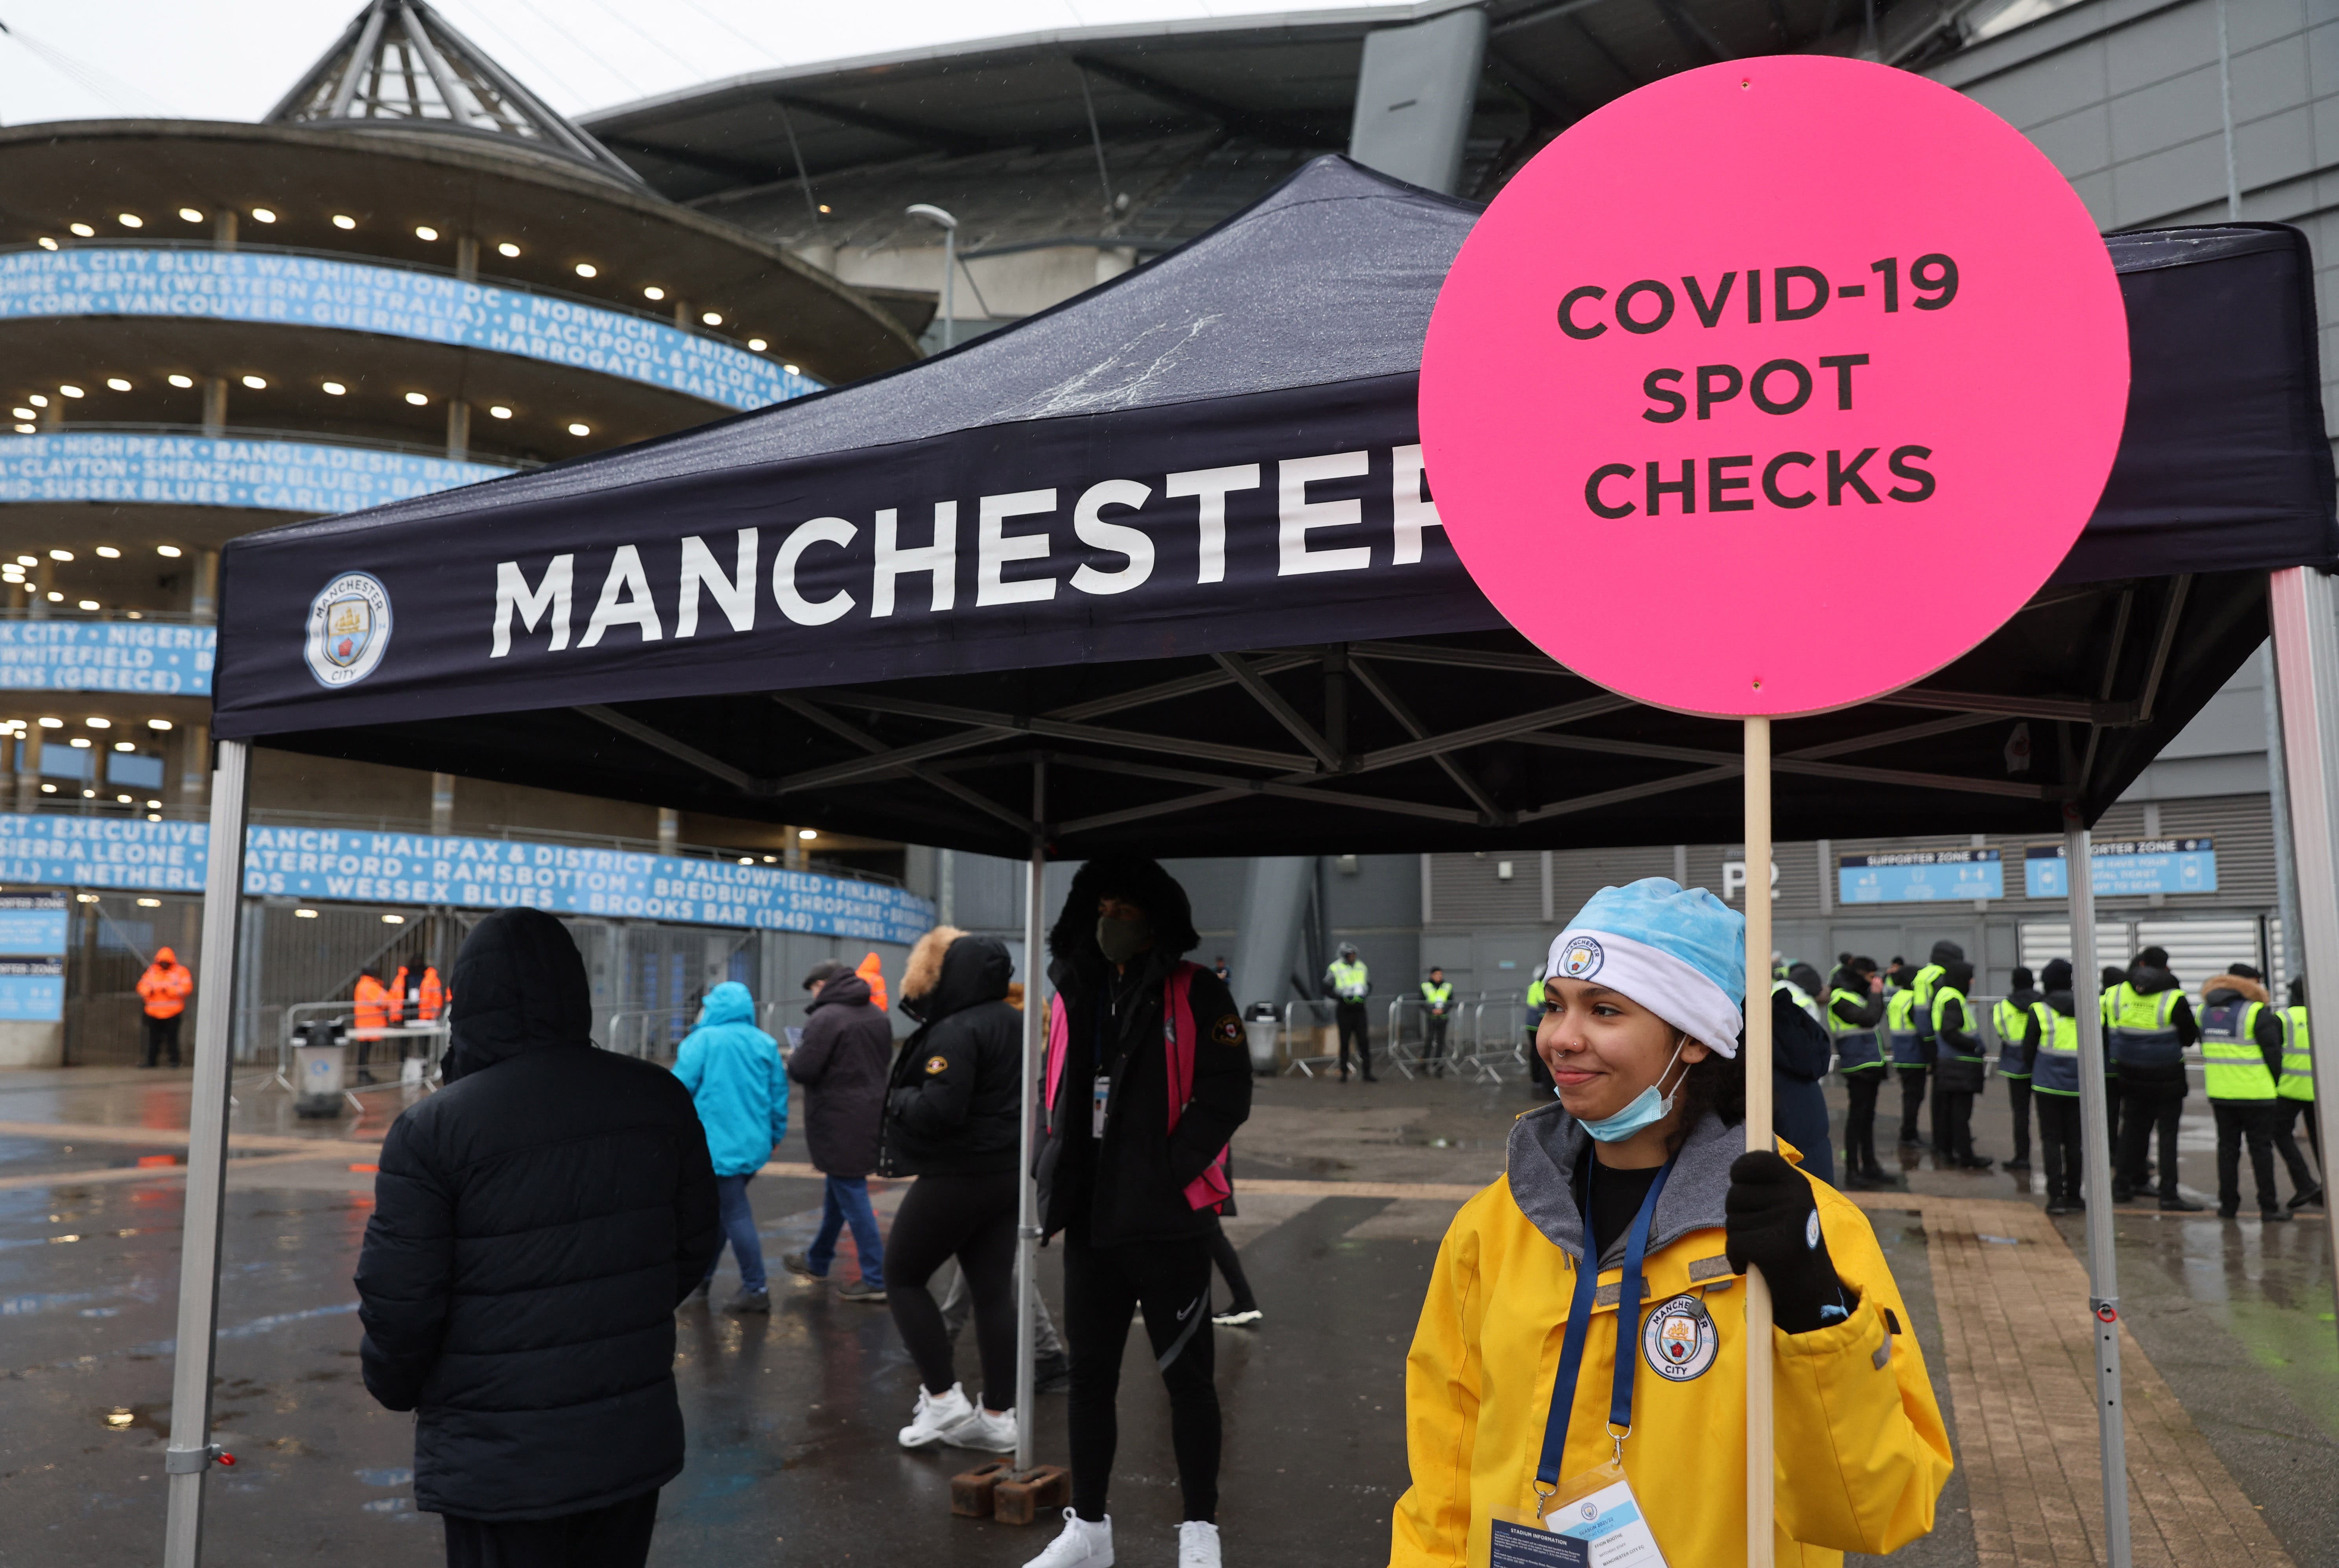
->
[788, 972, 891, 1177]
[880, 930, 1024, 1177]
[354, 908, 719, 1522]
[1038, 856, 1253, 1247]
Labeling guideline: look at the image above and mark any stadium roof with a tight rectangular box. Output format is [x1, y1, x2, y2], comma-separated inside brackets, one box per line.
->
[267, 0, 646, 187]
[580, 0, 1979, 212]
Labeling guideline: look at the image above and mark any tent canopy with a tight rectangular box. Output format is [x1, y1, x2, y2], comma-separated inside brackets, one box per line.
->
[211, 158, 2336, 858]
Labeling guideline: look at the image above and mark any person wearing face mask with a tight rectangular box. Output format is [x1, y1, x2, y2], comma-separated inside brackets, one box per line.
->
[1391, 878, 1950, 1566]
[1030, 856, 1253, 1568]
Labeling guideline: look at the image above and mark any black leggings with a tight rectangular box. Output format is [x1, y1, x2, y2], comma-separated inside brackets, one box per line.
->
[1063, 1233, 1219, 1524]
[885, 1171, 1019, 1407]
[1843, 1070, 1883, 1175]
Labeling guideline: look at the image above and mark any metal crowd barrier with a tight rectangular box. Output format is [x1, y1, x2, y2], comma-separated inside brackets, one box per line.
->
[251, 998, 450, 1107]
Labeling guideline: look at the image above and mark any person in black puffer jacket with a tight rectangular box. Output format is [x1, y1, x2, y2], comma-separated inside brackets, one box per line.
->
[880, 926, 1026, 1455]
[1030, 856, 1251, 1568]
[783, 961, 893, 1300]
[354, 908, 719, 1568]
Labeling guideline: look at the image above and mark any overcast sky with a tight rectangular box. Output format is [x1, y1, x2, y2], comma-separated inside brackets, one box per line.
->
[0, 0, 1368, 126]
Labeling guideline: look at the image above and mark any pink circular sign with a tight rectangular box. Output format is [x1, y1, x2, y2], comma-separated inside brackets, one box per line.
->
[1420, 56, 2129, 717]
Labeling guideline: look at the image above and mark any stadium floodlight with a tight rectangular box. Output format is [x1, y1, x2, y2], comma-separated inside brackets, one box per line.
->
[906, 203, 959, 351]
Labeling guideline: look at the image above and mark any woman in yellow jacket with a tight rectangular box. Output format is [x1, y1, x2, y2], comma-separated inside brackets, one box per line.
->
[1393, 878, 1951, 1566]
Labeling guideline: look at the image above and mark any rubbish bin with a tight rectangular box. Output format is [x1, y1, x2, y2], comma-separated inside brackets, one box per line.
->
[293, 1019, 351, 1119]
[1242, 1004, 1280, 1075]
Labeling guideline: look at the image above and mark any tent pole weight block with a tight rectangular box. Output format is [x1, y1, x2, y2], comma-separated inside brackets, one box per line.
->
[951, 1461, 1010, 1517]
[992, 1465, 1072, 1525]
[161, 737, 253, 1568]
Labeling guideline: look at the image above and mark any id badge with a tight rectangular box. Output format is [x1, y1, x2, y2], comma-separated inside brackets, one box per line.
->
[1486, 1460, 1669, 1568]
[1092, 1074, 1111, 1138]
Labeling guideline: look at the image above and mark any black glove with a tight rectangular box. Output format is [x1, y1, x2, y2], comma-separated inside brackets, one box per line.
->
[1724, 1151, 1854, 1334]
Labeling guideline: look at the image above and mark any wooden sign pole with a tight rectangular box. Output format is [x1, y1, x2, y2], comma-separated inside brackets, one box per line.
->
[1742, 716, 1776, 1568]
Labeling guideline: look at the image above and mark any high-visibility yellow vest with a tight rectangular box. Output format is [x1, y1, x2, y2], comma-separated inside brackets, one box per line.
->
[1328, 960, 1369, 1001]
[1420, 980, 1454, 1012]
[2103, 983, 2182, 1070]
[1828, 985, 1882, 1073]
[2281, 1004, 2315, 1102]
[2199, 996, 2277, 1100]
[2031, 1007, 2081, 1096]
[1525, 978, 1544, 1008]
[1910, 964, 1945, 1039]
[1885, 987, 1928, 1067]
[1991, 997, 2034, 1077]
[1931, 986, 1983, 1064]
[1773, 978, 1821, 1024]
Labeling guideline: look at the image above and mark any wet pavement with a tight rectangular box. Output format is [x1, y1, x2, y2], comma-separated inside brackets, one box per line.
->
[0, 1061, 2331, 1566]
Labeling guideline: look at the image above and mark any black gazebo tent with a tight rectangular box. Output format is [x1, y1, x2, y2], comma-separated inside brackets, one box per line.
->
[206, 159, 2334, 852]
[155, 157, 2338, 1566]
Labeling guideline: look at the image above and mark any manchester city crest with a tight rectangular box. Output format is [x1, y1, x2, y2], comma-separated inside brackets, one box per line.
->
[1640, 1293, 1719, 1381]
[304, 572, 392, 689]
[1557, 935, 1605, 980]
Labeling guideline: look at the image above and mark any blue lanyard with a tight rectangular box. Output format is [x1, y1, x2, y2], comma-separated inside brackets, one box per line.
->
[1536, 1157, 1675, 1492]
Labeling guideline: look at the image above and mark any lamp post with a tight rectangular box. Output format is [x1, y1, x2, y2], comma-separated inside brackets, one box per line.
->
[906, 203, 958, 350]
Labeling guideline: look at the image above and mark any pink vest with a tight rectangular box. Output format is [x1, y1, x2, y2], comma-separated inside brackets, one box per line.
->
[1044, 961, 1233, 1213]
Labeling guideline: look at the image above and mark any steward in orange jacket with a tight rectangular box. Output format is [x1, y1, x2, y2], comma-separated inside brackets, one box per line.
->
[137, 947, 194, 1069]
[388, 965, 409, 1026]
[354, 969, 389, 1032]
[417, 965, 445, 1022]
[856, 951, 889, 1012]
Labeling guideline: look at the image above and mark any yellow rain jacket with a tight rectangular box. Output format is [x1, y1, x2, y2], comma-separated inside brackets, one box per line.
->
[1392, 1105, 1951, 1566]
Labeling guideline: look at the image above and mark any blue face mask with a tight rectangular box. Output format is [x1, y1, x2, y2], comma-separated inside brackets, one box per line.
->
[1567, 1035, 1690, 1142]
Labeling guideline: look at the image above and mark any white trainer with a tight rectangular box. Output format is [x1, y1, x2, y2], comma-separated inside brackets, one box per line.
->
[1024, 1508, 1114, 1568]
[897, 1383, 975, 1449]
[943, 1402, 1018, 1452]
[1177, 1520, 1221, 1568]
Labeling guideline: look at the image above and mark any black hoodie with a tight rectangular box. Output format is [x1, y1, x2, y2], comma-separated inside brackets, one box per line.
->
[1039, 856, 1253, 1247]
[881, 933, 1024, 1176]
[354, 908, 719, 1522]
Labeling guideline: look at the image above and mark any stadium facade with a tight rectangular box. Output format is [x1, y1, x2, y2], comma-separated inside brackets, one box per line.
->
[0, 0, 928, 1064]
[577, 0, 2339, 1025]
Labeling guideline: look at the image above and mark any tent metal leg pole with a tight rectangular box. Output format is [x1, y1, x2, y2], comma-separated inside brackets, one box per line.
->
[2266, 567, 2339, 1352]
[2064, 813, 2131, 1568]
[161, 738, 251, 1568]
[1013, 761, 1046, 1474]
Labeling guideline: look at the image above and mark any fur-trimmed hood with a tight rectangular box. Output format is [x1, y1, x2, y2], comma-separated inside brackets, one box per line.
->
[898, 924, 1012, 1024]
[902, 924, 963, 1005]
[1046, 856, 1200, 965]
[2201, 972, 2269, 1006]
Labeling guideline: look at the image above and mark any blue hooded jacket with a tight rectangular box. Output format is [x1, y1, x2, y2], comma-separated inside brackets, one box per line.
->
[672, 981, 788, 1177]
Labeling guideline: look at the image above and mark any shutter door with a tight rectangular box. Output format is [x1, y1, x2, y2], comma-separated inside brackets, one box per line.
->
[2132, 917, 2265, 985]
[2019, 920, 2135, 977]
